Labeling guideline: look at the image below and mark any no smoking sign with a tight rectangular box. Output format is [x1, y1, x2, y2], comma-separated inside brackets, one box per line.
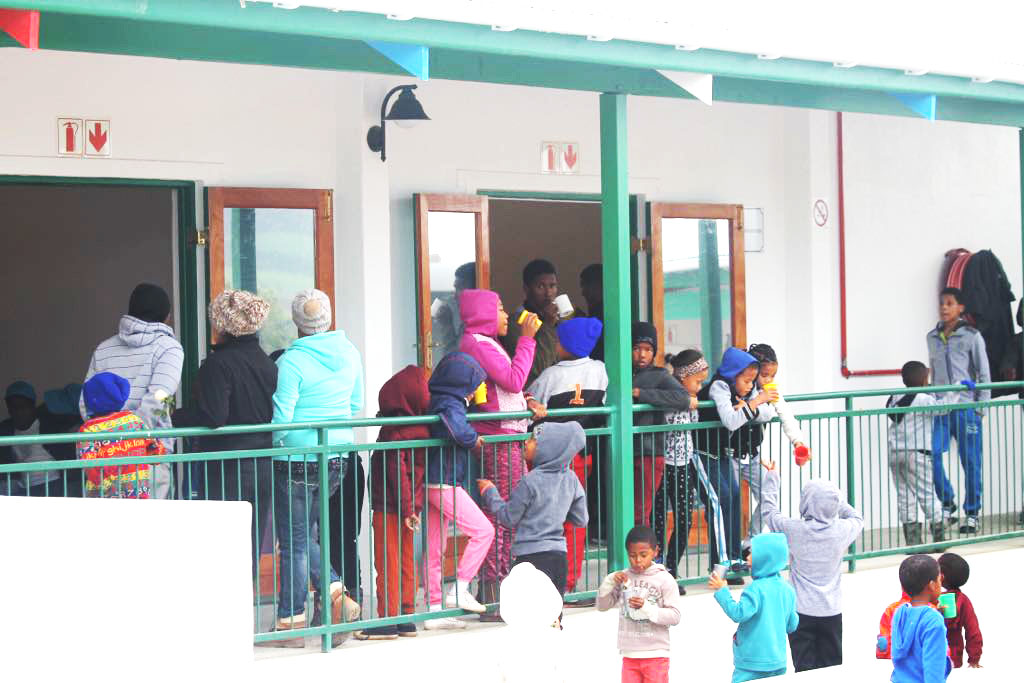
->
[813, 199, 829, 227]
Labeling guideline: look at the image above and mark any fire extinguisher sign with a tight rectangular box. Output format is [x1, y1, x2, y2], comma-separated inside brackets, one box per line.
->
[57, 117, 83, 156]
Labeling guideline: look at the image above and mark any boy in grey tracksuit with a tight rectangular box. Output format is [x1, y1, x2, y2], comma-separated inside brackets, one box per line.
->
[927, 287, 991, 533]
[761, 465, 864, 673]
[887, 361, 952, 547]
[480, 421, 589, 598]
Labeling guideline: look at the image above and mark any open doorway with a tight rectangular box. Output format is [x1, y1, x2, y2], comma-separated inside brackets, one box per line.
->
[488, 198, 603, 317]
[0, 183, 178, 421]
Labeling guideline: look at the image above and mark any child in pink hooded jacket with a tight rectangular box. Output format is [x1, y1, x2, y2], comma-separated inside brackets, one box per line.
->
[458, 289, 546, 616]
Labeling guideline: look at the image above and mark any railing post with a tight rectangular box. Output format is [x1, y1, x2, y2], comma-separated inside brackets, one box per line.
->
[601, 91, 634, 569]
[845, 396, 857, 572]
[318, 428, 331, 652]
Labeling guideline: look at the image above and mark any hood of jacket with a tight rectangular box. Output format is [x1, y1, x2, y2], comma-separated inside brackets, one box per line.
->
[286, 330, 349, 372]
[378, 365, 429, 441]
[459, 289, 500, 338]
[378, 365, 429, 418]
[629, 562, 670, 579]
[531, 421, 586, 472]
[798, 479, 841, 528]
[429, 351, 486, 402]
[717, 347, 759, 381]
[117, 315, 176, 348]
[891, 604, 940, 660]
[751, 532, 789, 578]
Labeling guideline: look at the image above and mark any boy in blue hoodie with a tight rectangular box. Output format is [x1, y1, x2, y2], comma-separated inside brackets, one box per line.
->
[891, 554, 952, 683]
[478, 421, 589, 604]
[709, 532, 798, 682]
[695, 348, 776, 579]
[423, 351, 495, 629]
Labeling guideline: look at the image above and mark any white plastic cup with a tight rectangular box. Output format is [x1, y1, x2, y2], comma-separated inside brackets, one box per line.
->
[713, 563, 729, 579]
[553, 294, 573, 319]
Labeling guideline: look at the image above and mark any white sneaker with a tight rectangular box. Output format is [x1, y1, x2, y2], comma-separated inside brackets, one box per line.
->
[445, 587, 486, 613]
[424, 616, 467, 630]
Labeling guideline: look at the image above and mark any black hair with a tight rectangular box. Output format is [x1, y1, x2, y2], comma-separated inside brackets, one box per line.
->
[899, 554, 940, 596]
[748, 343, 777, 365]
[938, 553, 970, 591]
[625, 525, 658, 550]
[454, 262, 476, 289]
[901, 361, 929, 388]
[580, 263, 602, 285]
[669, 349, 705, 370]
[940, 287, 964, 305]
[522, 259, 557, 286]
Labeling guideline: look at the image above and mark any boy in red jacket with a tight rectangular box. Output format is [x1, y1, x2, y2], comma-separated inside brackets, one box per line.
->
[357, 366, 430, 640]
[938, 553, 983, 668]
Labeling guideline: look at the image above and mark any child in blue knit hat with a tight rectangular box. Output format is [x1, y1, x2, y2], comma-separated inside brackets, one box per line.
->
[526, 317, 607, 602]
[77, 372, 165, 499]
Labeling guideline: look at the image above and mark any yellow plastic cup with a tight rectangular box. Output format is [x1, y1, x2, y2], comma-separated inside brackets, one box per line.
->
[762, 381, 779, 403]
[473, 382, 488, 405]
[517, 310, 541, 328]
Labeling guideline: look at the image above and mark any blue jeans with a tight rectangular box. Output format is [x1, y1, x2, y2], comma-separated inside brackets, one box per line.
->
[273, 458, 343, 619]
[932, 410, 983, 514]
[695, 453, 742, 564]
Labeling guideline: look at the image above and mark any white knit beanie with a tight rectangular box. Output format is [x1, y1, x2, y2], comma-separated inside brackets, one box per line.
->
[292, 288, 332, 335]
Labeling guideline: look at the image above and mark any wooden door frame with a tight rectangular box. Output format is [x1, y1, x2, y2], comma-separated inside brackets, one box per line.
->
[649, 202, 747, 361]
[207, 187, 335, 327]
[414, 193, 490, 372]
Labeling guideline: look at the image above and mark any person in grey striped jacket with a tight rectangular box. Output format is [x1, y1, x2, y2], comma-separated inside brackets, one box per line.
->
[80, 283, 183, 498]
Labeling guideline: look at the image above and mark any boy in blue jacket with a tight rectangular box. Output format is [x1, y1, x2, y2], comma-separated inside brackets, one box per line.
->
[423, 352, 495, 629]
[890, 554, 951, 683]
[709, 532, 798, 682]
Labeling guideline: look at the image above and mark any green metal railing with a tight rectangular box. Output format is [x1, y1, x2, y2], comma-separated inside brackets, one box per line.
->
[1, 383, 1021, 651]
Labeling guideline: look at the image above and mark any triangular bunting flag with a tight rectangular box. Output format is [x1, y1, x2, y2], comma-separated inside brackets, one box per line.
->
[658, 70, 713, 105]
[0, 9, 39, 50]
[892, 93, 936, 121]
[366, 41, 429, 81]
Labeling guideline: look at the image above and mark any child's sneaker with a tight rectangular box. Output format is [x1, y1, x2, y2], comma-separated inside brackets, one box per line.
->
[445, 586, 487, 613]
[423, 616, 467, 630]
[959, 515, 979, 534]
[354, 625, 399, 640]
[397, 622, 418, 637]
[942, 502, 959, 523]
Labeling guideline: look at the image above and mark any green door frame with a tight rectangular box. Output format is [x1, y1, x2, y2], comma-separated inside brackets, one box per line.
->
[0, 175, 200, 405]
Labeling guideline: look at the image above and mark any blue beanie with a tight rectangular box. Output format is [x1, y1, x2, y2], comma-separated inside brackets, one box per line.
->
[4, 380, 36, 403]
[83, 372, 131, 416]
[557, 317, 604, 359]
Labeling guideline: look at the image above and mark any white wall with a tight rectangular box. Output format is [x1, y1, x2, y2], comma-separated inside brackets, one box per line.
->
[1, 47, 1020, 415]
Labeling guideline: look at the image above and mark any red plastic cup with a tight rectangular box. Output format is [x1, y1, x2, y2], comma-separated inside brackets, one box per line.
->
[794, 445, 810, 467]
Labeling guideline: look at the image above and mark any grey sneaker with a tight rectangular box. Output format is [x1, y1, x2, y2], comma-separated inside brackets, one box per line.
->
[958, 515, 979, 534]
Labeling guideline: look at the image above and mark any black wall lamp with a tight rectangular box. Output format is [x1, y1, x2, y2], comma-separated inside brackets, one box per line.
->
[366, 84, 430, 162]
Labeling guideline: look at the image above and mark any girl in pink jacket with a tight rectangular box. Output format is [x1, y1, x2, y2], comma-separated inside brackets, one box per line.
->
[458, 289, 545, 616]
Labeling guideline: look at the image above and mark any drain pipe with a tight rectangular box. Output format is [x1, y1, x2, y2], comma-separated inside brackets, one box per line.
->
[837, 111, 901, 378]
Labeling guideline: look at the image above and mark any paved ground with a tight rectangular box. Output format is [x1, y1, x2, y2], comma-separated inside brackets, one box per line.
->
[251, 537, 1020, 681]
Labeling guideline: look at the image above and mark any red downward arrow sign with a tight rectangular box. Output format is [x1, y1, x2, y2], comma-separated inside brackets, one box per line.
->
[564, 145, 577, 169]
[88, 123, 107, 152]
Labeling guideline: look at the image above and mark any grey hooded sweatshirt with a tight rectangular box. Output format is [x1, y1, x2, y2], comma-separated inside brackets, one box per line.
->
[483, 421, 589, 556]
[761, 468, 864, 617]
[926, 321, 991, 405]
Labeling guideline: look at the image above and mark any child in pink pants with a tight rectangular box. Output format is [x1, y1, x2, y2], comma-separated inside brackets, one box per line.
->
[423, 351, 496, 629]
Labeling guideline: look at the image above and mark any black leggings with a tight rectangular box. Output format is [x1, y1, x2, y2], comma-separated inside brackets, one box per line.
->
[652, 463, 692, 578]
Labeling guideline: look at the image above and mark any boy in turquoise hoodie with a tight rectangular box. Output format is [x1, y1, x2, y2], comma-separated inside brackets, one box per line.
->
[890, 554, 951, 683]
[709, 532, 798, 682]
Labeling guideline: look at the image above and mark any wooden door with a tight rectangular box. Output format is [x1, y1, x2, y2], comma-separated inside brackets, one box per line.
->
[206, 187, 334, 355]
[414, 194, 490, 373]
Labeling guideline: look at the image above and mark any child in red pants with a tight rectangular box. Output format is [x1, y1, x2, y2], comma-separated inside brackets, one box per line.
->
[526, 316, 607, 601]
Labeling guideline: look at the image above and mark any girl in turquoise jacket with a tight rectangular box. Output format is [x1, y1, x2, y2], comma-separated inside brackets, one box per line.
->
[710, 532, 799, 682]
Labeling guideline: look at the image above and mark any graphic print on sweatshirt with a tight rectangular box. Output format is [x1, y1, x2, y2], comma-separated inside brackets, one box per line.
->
[618, 577, 667, 640]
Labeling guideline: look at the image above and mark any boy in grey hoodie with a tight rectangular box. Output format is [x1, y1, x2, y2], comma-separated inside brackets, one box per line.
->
[597, 526, 683, 682]
[478, 421, 589, 600]
[760, 465, 864, 672]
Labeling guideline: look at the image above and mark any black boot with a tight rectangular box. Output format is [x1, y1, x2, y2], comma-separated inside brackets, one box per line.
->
[930, 521, 946, 544]
[903, 522, 922, 548]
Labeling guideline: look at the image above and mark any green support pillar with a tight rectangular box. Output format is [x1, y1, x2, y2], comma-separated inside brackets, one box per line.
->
[1020, 129, 1024, 375]
[601, 92, 634, 569]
